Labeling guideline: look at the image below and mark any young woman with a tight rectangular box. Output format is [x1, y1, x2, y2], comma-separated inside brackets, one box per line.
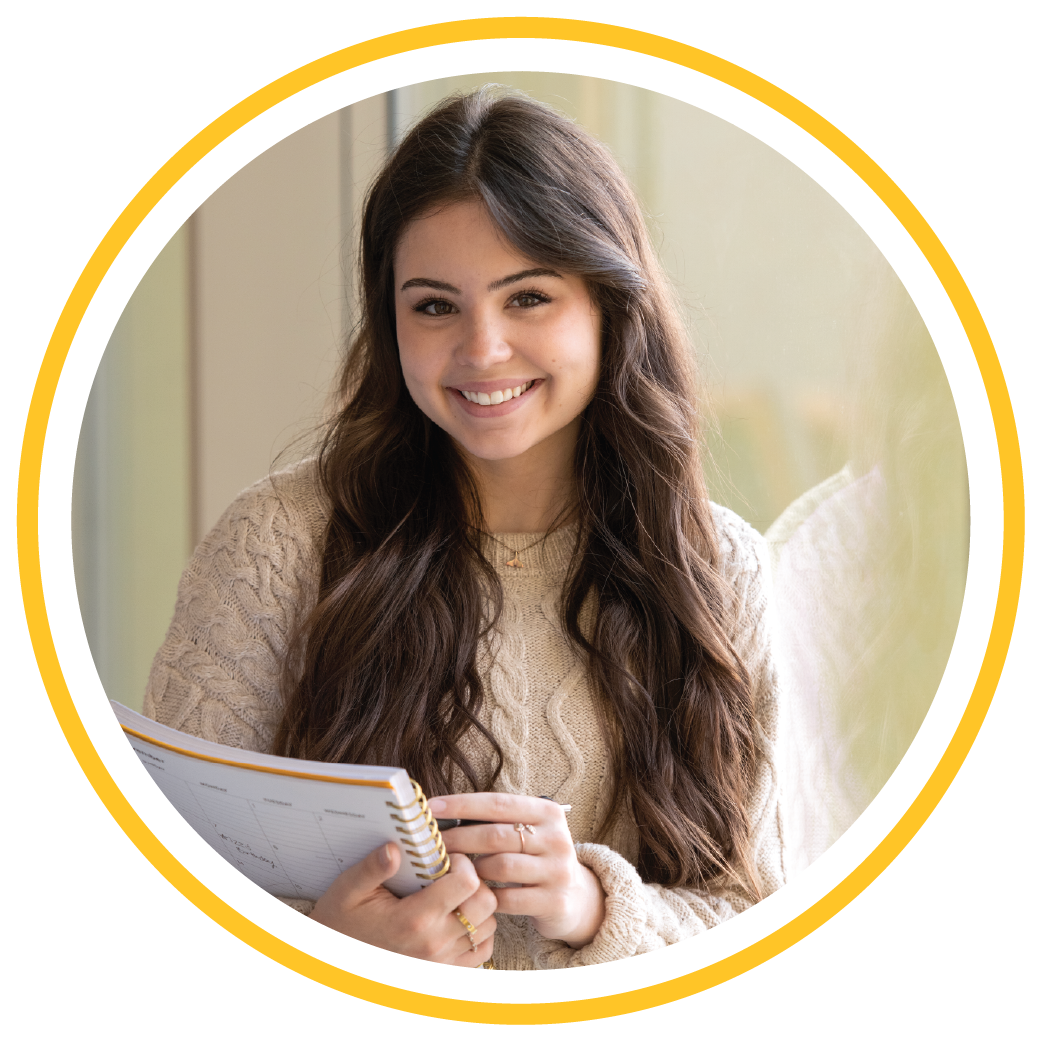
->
[144, 89, 784, 971]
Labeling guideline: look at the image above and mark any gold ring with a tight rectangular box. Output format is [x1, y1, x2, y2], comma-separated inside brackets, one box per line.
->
[454, 909, 478, 952]
[514, 822, 535, 854]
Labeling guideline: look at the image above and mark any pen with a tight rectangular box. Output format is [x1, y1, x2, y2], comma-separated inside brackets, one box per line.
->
[436, 795, 572, 831]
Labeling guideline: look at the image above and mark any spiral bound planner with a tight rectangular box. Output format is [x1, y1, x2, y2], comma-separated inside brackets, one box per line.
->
[111, 702, 450, 901]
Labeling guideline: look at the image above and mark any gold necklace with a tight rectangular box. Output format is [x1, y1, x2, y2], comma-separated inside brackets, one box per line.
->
[484, 532, 549, 569]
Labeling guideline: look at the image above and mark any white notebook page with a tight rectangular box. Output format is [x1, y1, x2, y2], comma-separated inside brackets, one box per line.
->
[114, 703, 444, 900]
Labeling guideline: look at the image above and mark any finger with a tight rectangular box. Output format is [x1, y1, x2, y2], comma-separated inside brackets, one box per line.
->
[328, 841, 401, 903]
[449, 905, 498, 951]
[429, 792, 560, 826]
[456, 877, 498, 926]
[452, 932, 496, 969]
[472, 852, 545, 887]
[443, 820, 569, 857]
[441, 898, 496, 964]
[407, 852, 482, 915]
[485, 881, 554, 918]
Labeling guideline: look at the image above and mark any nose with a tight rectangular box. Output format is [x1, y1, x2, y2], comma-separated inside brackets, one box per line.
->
[454, 309, 512, 369]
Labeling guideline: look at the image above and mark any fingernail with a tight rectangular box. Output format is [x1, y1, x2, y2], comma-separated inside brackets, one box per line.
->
[428, 799, 447, 813]
[380, 843, 394, 868]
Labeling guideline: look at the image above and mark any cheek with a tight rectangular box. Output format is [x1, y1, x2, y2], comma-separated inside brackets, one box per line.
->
[396, 309, 454, 376]
[396, 334, 416, 381]
[397, 330, 455, 424]
[558, 314, 602, 397]
[396, 325, 434, 389]
[396, 343, 431, 414]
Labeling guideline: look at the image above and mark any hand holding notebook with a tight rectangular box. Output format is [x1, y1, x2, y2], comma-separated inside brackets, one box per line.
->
[309, 840, 496, 965]
[113, 702, 496, 965]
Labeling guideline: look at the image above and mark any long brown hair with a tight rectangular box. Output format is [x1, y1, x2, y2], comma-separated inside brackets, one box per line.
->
[275, 88, 760, 892]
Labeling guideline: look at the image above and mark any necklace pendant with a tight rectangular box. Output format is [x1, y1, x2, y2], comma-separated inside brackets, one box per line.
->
[506, 555, 523, 568]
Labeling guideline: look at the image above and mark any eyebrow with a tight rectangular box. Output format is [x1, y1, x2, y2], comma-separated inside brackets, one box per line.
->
[399, 268, 563, 294]
[400, 277, 459, 293]
[487, 267, 562, 291]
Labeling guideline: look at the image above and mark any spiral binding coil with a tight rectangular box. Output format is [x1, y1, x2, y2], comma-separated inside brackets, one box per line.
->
[389, 782, 492, 968]
[387, 779, 450, 882]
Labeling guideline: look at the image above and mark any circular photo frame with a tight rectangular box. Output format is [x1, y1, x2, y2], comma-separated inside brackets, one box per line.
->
[19, 17, 1023, 1025]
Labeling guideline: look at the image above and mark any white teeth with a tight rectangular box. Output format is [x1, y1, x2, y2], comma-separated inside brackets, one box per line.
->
[459, 381, 533, 405]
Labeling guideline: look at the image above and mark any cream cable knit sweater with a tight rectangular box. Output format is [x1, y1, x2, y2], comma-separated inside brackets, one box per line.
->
[143, 460, 785, 970]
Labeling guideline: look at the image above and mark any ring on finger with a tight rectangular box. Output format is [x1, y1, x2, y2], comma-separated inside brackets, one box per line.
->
[454, 908, 479, 952]
[514, 822, 535, 854]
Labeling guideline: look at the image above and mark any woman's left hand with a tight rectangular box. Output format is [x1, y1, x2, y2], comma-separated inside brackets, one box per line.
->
[428, 793, 606, 949]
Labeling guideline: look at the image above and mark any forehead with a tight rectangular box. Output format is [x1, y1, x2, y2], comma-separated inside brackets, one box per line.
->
[394, 200, 531, 278]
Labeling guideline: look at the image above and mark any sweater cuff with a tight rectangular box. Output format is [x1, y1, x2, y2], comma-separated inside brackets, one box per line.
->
[526, 843, 648, 968]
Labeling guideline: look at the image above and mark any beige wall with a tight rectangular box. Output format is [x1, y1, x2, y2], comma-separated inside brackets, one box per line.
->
[191, 95, 397, 540]
[192, 110, 345, 541]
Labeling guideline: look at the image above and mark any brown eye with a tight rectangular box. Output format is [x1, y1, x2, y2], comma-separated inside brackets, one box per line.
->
[416, 299, 456, 316]
[510, 290, 550, 308]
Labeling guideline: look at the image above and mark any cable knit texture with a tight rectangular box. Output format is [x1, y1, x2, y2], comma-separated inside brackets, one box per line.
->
[144, 460, 784, 970]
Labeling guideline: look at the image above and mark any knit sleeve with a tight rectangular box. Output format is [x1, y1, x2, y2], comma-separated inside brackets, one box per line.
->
[142, 461, 328, 753]
[526, 507, 785, 967]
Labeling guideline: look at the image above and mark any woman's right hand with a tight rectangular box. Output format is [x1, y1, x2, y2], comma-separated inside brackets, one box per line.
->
[309, 842, 497, 966]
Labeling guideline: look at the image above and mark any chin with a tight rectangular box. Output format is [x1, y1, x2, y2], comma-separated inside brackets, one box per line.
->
[451, 432, 535, 462]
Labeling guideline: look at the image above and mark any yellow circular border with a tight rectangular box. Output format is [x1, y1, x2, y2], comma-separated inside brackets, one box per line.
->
[17, 17, 1024, 1024]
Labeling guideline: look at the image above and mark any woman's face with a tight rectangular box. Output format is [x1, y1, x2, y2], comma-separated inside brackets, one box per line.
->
[394, 200, 602, 465]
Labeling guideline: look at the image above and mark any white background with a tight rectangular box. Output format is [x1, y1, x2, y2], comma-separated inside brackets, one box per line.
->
[3, 2, 1038, 1037]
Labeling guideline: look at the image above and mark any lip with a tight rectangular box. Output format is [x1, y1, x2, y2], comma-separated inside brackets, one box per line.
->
[449, 378, 542, 418]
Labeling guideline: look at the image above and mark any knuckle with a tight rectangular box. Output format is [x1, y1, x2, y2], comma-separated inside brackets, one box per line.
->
[547, 832, 572, 856]
[458, 874, 480, 898]
[413, 911, 437, 937]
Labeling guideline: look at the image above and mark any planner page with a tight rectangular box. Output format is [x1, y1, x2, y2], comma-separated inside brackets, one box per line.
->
[113, 703, 445, 900]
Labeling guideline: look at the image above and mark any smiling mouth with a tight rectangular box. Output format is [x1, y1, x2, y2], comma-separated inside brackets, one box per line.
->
[456, 381, 534, 406]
